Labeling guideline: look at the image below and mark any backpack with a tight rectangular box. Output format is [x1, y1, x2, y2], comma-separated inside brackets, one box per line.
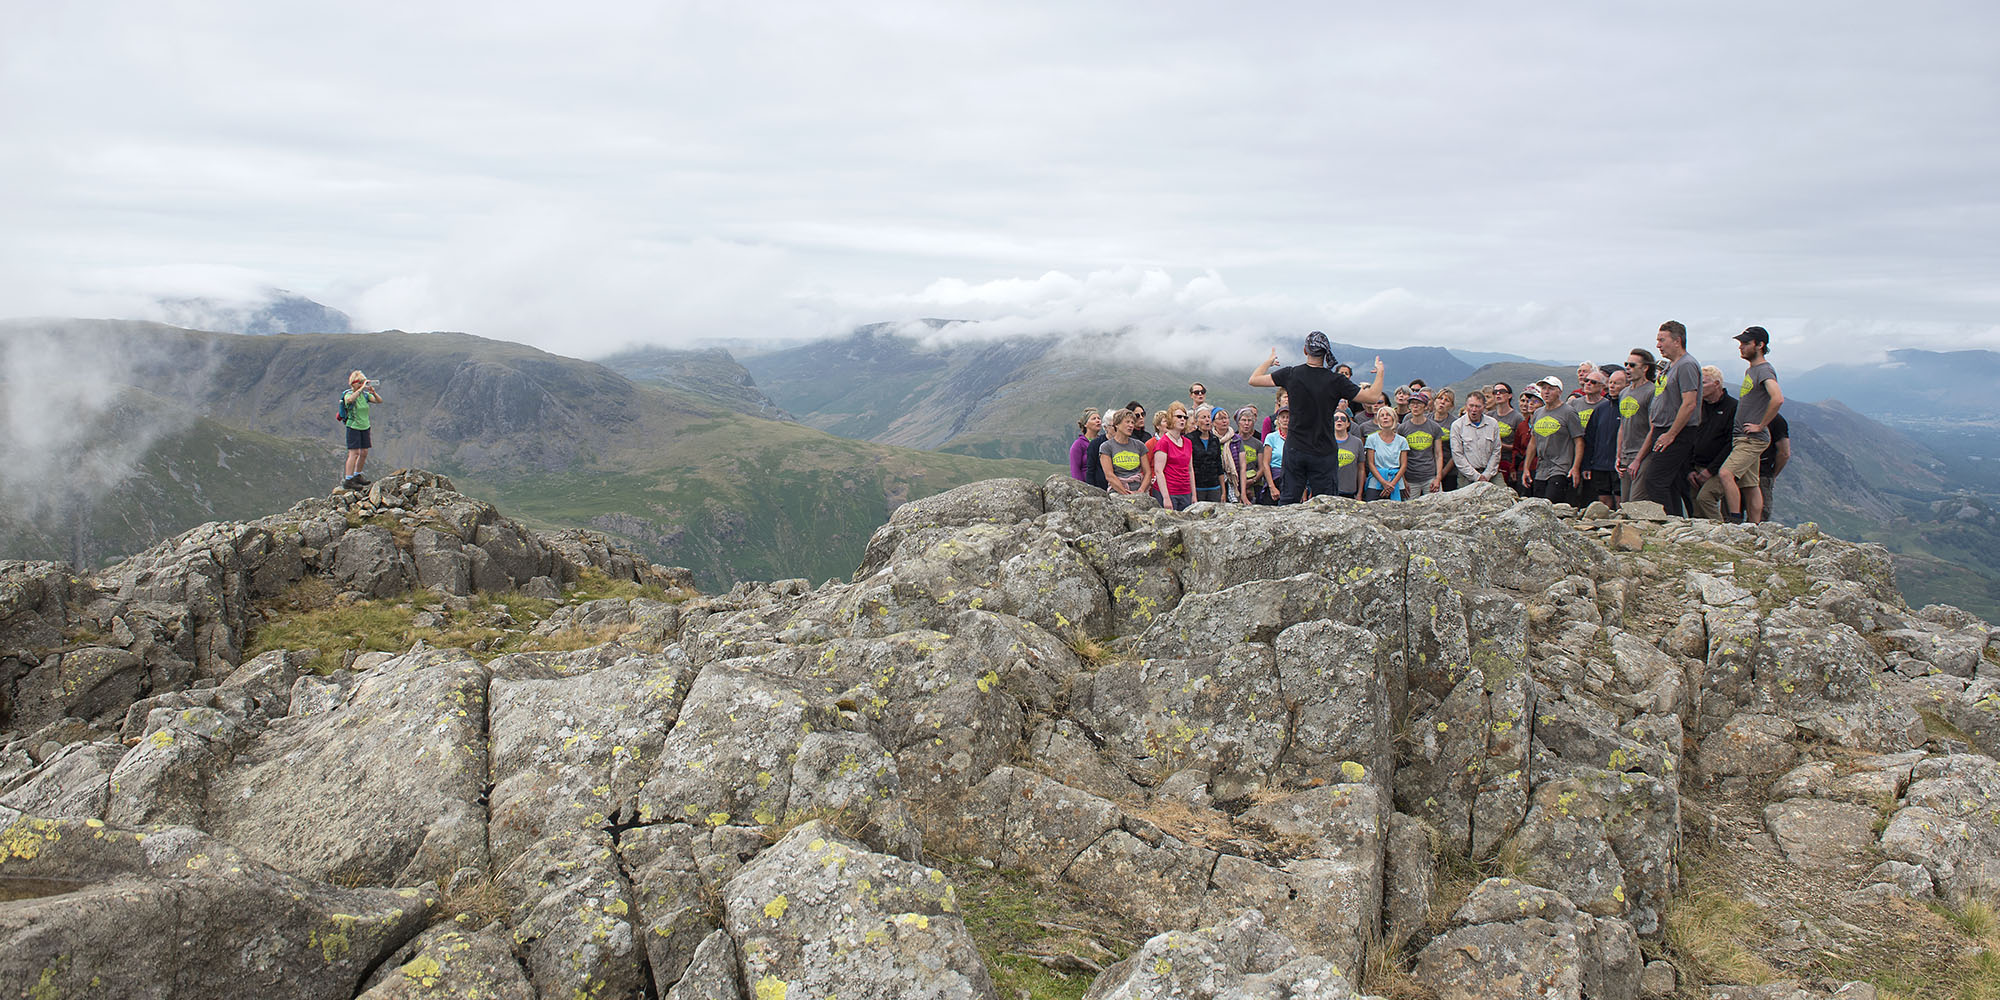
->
[337, 393, 352, 425]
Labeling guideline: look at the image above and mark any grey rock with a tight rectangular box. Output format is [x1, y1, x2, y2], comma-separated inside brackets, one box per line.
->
[1083, 909, 1362, 1000]
[940, 766, 1121, 874]
[331, 524, 417, 599]
[498, 828, 644, 1000]
[357, 922, 534, 1000]
[1384, 812, 1438, 946]
[410, 526, 472, 596]
[722, 820, 996, 1000]
[0, 739, 124, 818]
[0, 812, 430, 1000]
[1699, 713, 1799, 779]
[11, 645, 146, 730]
[663, 929, 744, 1000]
[1763, 798, 1880, 868]
[1879, 754, 2000, 903]
[205, 648, 489, 885]
[488, 647, 696, 868]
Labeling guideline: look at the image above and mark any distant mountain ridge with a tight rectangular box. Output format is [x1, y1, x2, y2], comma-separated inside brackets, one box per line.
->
[0, 320, 1049, 588]
[151, 288, 355, 335]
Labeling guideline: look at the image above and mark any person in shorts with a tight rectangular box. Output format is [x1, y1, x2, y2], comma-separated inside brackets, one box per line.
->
[1722, 326, 1784, 524]
[341, 370, 384, 488]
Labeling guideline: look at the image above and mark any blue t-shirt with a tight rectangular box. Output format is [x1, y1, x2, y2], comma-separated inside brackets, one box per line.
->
[1268, 432, 1286, 473]
[1367, 433, 1408, 483]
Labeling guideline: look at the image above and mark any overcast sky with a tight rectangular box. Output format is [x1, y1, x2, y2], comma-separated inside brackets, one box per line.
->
[3, 1, 1995, 370]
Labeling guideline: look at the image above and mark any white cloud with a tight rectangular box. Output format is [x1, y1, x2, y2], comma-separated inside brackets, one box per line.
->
[1, 1, 1994, 371]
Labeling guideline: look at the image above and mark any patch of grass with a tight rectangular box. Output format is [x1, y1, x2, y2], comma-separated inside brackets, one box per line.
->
[1427, 838, 1502, 935]
[1920, 707, 1977, 746]
[1358, 938, 1438, 1000]
[245, 578, 642, 673]
[564, 568, 689, 605]
[934, 859, 1139, 1000]
[1065, 632, 1111, 667]
[1940, 900, 1999, 940]
[434, 873, 509, 928]
[1662, 848, 1775, 989]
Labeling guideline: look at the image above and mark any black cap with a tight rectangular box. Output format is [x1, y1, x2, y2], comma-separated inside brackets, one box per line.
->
[1734, 326, 1769, 345]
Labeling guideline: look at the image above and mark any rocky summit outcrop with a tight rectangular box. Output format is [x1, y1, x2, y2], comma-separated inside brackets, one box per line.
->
[3, 472, 1995, 999]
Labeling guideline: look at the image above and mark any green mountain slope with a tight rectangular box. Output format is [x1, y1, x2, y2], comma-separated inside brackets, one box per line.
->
[0, 321, 1051, 588]
[0, 392, 335, 568]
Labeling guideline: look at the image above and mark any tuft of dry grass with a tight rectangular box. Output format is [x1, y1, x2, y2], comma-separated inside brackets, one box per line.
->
[434, 873, 509, 928]
[1357, 938, 1439, 1000]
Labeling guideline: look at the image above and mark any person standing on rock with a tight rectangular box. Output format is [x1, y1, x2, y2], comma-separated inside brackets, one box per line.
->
[1249, 330, 1386, 505]
[1617, 349, 1657, 503]
[1722, 326, 1784, 524]
[1577, 367, 1621, 508]
[1527, 377, 1585, 506]
[1757, 412, 1790, 523]
[1069, 408, 1101, 482]
[1399, 391, 1444, 498]
[1450, 391, 1503, 486]
[1687, 366, 1739, 520]
[340, 370, 383, 489]
[1632, 321, 1702, 517]
[1100, 408, 1151, 498]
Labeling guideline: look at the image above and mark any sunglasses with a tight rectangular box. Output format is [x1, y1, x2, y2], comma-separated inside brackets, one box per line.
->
[1190, 388, 1206, 395]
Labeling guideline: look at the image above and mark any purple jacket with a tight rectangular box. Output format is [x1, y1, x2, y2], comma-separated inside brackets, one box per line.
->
[1068, 434, 1090, 480]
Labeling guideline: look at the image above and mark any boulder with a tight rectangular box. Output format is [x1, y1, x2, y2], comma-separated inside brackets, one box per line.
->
[1083, 909, 1362, 1000]
[722, 820, 996, 1000]
[204, 647, 490, 885]
[357, 922, 534, 1000]
[0, 812, 430, 1000]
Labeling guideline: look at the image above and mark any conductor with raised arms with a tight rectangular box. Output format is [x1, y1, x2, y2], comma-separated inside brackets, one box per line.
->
[1250, 331, 1386, 504]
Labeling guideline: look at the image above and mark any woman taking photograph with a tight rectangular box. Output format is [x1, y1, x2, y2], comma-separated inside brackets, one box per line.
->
[340, 370, 384, 489]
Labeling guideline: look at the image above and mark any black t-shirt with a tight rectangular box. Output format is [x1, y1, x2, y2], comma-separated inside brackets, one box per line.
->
[1760, 415, 1789, 477]
[1269, 364, 1362, 457]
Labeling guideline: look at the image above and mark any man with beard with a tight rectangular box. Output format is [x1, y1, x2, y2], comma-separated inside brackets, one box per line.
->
[1633, 323, 1701, 517]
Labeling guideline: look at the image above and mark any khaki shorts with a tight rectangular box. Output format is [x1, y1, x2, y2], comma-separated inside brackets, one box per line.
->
[1721, 435, 1767, 488]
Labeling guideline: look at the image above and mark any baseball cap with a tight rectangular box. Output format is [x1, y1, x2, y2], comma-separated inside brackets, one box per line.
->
[1304, 330, 1333, 360]
[1734, 326, 1770, 344]
[1411, 391, 1431, 404]
[1274, 405, 1291, 416]
[1536, 376, 1564, 392]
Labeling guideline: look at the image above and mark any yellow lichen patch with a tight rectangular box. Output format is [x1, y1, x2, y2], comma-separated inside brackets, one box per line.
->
[3, 815, 64, 861]
[147, 729, 176, 748]
[1340, 761, 1367, 783]
[312, 914, 358, 962]
[975, 671, 1000, 694]
[893, 913, 931, 929]
[605, 898, 630, 916]
[706, 812, 731, 827]
[754, 974, 790, 1000]
[402, 954, 444, 988]
[765, 895, 790, 920]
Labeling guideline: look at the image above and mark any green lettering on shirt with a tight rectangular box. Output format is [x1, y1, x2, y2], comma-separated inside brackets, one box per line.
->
[1741, 374, 1755, 395]
[1407, 431, 1434, 451]
[1534, 415, 1563, 437]
[1620, 396, 1640, 418]
[1578, 408, 1593, 430]
[1338, 449, 1356, 467]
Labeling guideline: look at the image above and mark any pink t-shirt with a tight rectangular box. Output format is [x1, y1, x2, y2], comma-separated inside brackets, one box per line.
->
[1155, 433, 1193, 495]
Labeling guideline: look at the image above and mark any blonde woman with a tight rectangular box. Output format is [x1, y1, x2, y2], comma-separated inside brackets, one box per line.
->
[1151, 402, 1196, 510]
[1099, 408, 1151, 496]
[340, 370, 384, 488]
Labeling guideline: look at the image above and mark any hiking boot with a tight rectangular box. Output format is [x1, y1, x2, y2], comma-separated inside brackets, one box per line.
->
[350, 475, 371, 487]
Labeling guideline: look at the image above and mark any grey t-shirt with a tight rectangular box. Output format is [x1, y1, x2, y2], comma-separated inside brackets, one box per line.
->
[1335, 434, 1366, 497]
[1399, 417, 1443, 481]
[1618, 380, 1655, 463]
[1650, 353, 1702, 428]
[1531, 402, 1586, 480]
[1736, 361, 1778, 441]
[1104, 437, 1149, 490]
